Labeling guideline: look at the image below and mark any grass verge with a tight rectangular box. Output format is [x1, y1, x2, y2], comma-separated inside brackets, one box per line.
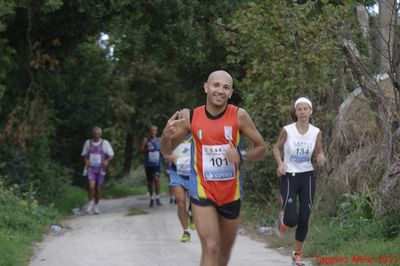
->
[126, 208, 148, 216]
[102, 166, 170, 199]
[0, 184, 86, 266]
[240, 199, 400, 264]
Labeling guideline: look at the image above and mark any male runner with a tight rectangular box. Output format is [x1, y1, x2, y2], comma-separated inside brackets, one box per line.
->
[81, 127, 114, 214]
[165, 133, 193, 242]
[140, 125, 162, 207]
[161, 70, 267, 266]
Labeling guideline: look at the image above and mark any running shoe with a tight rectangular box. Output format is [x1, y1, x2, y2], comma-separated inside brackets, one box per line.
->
[274, 211, 289, 238]
[292, 251, 306, 266]
[189, 215, 196, 230]
[181, 231, 191, 242]
[149, 199, 154, 208]
[86, 201, 94, 214]
[94, 204, 100, 215]
[156, 198, 162, 206]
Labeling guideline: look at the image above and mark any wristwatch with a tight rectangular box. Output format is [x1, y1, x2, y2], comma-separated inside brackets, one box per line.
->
[240, 150, 248, 161]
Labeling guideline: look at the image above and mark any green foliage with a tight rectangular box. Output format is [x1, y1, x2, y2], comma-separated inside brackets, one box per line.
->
[126, 208, 148, 216]
[242, 157, 278, 204]
[336, 192, 374, 221]
[223, 0, 353, 138]
[106, 0, 243, 174]
[241, 198, 280, 227]
[102, 166, 170, 199]
[0, 142, 33, 187]
[45, 39, 115, 184]
[0, 181, 59, 266]
[42, 0, 64, 13]
[304, 212, 400, 257]
[0, 0, 119, 188]
[0, 38, 16, 100]
[102, 184, 148, 199]
[53, 185, 86, 215]
[0, 1, 16, 32]
[219, 0, 362, 205]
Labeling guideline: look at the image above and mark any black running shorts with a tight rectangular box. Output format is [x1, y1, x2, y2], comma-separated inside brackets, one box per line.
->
[190, 197, 241, 220]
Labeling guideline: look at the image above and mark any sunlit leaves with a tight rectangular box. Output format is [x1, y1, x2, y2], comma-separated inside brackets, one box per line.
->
[222, 0, 356, 140]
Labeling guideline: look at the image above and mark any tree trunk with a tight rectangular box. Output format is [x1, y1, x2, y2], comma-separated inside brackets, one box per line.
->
[342, 38, 400, 216]
[342, 39, 393, 163]
[378, 153, 400, 215]
[356, 4, 370, 38]
[122, 132, 134, 177]
[377, 0, 397, 73]
[356, 4, 371, 56]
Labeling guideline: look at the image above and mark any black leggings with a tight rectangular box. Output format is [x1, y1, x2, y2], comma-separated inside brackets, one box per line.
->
[280, 171, 315, 242]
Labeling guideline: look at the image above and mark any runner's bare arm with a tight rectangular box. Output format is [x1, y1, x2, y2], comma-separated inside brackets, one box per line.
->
[163, 153, 177, 164]
[273, 128, 287, 176]
[82, 142, 90, 166]
[314, 131, 325, 168]
[237, 108, 267, 161]
[103, 155, 114, 168]
[83, 157, 90, 166]
[160, 109, 190, 156]
[139, 137, 148, 153]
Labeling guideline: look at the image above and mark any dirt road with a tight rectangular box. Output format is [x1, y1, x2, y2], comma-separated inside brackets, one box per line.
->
[29, 196, 291, 266]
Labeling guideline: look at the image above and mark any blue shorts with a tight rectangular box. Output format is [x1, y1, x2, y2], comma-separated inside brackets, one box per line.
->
[169, 170, 189, 190]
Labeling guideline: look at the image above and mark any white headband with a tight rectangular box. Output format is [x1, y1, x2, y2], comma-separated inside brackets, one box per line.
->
[294, 97, 312, 109]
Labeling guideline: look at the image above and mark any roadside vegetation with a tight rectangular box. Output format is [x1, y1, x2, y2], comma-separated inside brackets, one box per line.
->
[0, 183, 86, 266]
[240, 184, 400, 263]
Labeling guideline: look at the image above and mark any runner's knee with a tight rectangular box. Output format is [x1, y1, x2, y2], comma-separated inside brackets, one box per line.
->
[283, 213, 298, 228]
[177, 198, 186, 209]
[203, 238, 219, 256]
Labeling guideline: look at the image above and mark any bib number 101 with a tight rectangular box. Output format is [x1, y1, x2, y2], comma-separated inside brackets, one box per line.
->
[210, 157, 229, 167]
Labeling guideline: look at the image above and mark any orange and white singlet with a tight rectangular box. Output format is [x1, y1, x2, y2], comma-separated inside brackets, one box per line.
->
[189, 104, 241, 206]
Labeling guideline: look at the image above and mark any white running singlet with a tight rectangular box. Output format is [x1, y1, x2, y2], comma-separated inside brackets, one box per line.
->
[283, 122, 320, 173]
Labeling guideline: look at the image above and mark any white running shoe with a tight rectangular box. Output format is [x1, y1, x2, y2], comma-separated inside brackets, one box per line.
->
[86, 201, 94, 214]
[292, 251, 306, 266]
[94, 204, 100, 215]
[274, 211, 289, 238]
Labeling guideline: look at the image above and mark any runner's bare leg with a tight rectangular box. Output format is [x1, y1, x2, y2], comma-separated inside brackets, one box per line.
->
[218, 216, 239, 266]
[174, 186, 189, 229]
[192, 204, 220, 266]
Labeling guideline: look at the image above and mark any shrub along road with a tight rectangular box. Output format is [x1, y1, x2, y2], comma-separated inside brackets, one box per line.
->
[29, 196, 290, 266]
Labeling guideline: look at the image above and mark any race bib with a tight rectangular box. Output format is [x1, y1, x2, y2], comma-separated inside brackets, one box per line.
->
[148, 151, 160, 164]
[89, 154, 102, 166]
[177, 157, 191, 176]
[289, 140, 313, 163]
[202, 144, 235, 181]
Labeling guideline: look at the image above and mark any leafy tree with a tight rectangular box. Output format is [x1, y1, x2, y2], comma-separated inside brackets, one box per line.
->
[0, 0, 118, 193]
[107, 0, 243, 175]
[221, 0, 360, 201]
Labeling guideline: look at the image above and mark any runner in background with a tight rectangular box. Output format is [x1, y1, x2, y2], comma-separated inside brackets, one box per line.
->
[140, 125, 162, 208]
[165, 132, 193, 242]
[165, 161, 176, 205]
[273, 97, 325, 266]
[81, 127, 114, 215]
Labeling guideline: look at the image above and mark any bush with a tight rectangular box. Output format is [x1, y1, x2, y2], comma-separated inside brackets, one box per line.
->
[0, 182, 59, 266]
[53, 185, 87, 215]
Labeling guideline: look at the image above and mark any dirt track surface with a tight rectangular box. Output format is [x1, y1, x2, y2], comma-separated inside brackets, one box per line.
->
[29, 196, 291, 266]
